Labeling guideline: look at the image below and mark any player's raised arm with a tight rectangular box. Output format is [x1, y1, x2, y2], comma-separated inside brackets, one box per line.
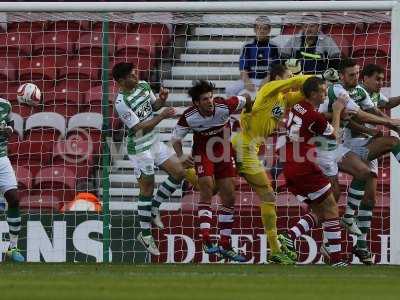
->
[171, 114, 191, 159]
[152, 87, 170, 111]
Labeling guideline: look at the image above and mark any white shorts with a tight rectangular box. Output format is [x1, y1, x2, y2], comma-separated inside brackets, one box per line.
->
[128, 141, 174, 178]
[316, 144, 351, 177]
[0, 156, 17, 193]
[344, 137, 378, 175]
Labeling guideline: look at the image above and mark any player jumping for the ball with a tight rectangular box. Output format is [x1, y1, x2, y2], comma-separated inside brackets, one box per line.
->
[171, 80, 252, 262]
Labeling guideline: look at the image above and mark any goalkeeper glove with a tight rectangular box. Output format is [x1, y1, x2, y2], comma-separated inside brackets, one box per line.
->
[285, 59, 302, 75]
[322, 68, 339, 83]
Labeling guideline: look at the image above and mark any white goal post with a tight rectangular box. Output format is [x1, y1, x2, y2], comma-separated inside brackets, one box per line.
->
[0, 1, 399, 264]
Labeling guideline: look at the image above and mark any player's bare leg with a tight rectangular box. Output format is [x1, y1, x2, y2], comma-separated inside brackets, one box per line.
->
[198, 176, 219, 255]
[243, 172, 295, 264]
[136, 174, 160, 256]
[4, 189, 24, 262]
[215, 177, 245, 262]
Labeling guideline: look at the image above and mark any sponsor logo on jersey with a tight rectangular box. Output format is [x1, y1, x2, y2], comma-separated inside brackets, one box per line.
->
[272, 105, 284, 119]
[135, 101, 152, 120]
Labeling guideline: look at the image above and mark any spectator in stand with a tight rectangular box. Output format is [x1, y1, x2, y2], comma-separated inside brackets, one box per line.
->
[225, 16, 280, 97]
[280, 14, 341, 74]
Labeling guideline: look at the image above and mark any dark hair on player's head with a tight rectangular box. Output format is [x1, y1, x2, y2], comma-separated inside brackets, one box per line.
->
[362, 63, 385, 78]
[339, 58, 358, 74]
[269, 64, 288, 81]
[188, 80, 215, 103]
[112, 62, 134, 82]
[302, 76, 325, 98]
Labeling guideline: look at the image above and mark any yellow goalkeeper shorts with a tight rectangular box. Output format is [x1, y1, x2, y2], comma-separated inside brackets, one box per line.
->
[231, 132, 265, 176]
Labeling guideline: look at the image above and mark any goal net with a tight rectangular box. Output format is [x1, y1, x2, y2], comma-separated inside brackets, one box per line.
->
[0, 2, 398, 264]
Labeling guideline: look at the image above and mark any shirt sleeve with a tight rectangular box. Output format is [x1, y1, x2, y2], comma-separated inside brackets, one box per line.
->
[324, 36, 341, 57]
[253, 75, 312, 113]
[358, 87, 375, 110]
[239, 44, 249, 71]
[171, 114, 191, 140]
[318, 97, 330, 113]
[332, 84, 360, 113]
[115, 99, 140, 129]
[142, 81, 156, 104]
[378, 92, 389, 107]
[225, 96, 247, 114]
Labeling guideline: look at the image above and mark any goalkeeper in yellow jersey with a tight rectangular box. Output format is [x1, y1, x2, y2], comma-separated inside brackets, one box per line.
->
[232, 63, 311, 264]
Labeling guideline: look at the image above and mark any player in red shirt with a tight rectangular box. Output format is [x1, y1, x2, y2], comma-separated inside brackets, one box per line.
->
[278, 77, 349, 266]
[172, 80, 252, 262]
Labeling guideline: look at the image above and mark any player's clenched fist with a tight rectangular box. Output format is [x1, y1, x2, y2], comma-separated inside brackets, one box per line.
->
[158, 87, 169, 102]
[160, 107, 176, 118]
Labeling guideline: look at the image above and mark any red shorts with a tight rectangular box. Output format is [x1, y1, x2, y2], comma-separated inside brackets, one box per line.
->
[283, 160, 331, 204]
[193, 144, 237, 179]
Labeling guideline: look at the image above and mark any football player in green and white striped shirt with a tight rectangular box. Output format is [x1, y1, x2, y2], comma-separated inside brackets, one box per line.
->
[112, 62, 193, 256]
[338, 63, 400, 264]
[0, 97, 24, 262]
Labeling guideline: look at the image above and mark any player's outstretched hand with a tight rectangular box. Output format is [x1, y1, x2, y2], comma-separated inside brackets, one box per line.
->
[158, 87, 169, 102]
[160, 107, 176, 119]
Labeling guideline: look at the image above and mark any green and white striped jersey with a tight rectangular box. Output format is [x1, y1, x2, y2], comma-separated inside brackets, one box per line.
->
[0, 98, 11, 158]
[361, 84, 389, 108]
[317, 83, 366, 150]
[115, 81, 157, 155]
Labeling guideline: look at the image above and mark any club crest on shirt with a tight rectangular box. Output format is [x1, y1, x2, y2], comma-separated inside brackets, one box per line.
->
[272, 105, 284, 119]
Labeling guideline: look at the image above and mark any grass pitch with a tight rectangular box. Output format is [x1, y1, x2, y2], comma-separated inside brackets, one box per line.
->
[1, 264, 399, 300]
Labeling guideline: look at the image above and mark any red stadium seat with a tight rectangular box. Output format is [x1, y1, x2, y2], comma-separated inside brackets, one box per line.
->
[32, 31, 78, 55]
[75, 31, 116, 57]
[133, 23, 172, 47]
[0, 32, 33, 57]
[91, 22, 132, 34]
[0, 81, 20, 104]
[25, 112, 66, 138]
[84, 83, 118, 114]
[0, 58, 17, 81]
[17, 113, 66, 164]
[12, 104, 42, 119]
[329, 34, 351, 57]
[43, 80, 85, 117]
[34, 166, 76, 190]
[46, 20, 90, 32]
[115, 34, 156, 77]
[13, 165, 33, 190]
[7, 22, 46, 33]
[20, 193, 62, 211]
[352, 33, 391, 57]
[51, 79, 93, 106]
[115, 33, 156, 58]
[19, 55, 67, 91]
[30, 166, 77, 209]
[280, 24, 302, 35]
[67, 112, 102, 133]
[58, 56, 102, 81]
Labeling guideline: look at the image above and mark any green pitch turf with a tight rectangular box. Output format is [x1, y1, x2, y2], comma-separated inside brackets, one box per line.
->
[1, 264, 399, 300]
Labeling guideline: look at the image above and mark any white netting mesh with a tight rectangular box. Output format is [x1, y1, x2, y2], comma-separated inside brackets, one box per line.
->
[0, 10, 392, 263]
